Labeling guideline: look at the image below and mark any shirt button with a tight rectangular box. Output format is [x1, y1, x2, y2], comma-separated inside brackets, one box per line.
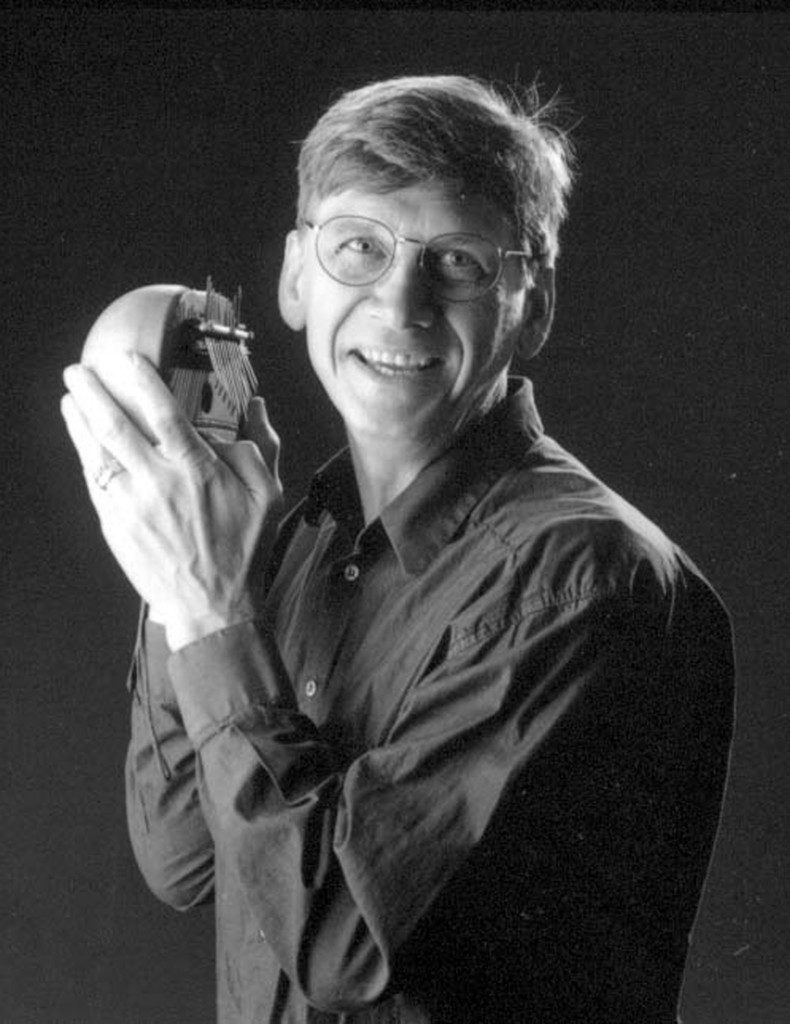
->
[305, 679, 317, 698]
[343, 562, 360, 582]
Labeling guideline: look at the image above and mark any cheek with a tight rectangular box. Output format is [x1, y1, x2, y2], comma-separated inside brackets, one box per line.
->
[453, 294, 520, 365]
[448, 293, 496, 336]
[304, 292, 365, 375]
[489, 294, 527, 365]
[304, 278, 338, 331]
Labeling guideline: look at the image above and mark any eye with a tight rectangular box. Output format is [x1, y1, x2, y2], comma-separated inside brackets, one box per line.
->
[346, 236, 373, 252]
[343, 236, 381, 254]
[432, 245, 488, 282]
[334, 234, 389, 260]
[440, 249, 481, 269]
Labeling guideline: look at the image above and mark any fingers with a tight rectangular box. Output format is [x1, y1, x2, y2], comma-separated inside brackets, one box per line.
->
[61, 392, 105, 477]
[242, 396, 281, 480]
[63, 362, 154, 477]
[119, 354, 215, 469]
[63, 352, 214, 475]
[61, 392, 128, 506]
[206, 397, 282, 501]
[219, 442, 281, 505]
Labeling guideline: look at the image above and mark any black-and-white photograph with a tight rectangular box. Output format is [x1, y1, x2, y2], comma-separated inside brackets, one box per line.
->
[2, 11, 787, 1024]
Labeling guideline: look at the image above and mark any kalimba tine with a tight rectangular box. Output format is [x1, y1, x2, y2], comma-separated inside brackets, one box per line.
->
[81, 278, 257, 443]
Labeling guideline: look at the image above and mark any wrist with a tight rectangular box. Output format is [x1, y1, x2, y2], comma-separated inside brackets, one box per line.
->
[164, 596, 257, 651]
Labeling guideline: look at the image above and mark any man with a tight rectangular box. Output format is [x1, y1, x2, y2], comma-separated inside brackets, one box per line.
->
[61, 76, 734, 1023]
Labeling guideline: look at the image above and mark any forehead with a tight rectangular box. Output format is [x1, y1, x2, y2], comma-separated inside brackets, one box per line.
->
[311, 183, 516, 244]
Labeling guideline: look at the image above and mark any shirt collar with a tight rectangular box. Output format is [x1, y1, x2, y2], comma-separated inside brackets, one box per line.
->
[303, 447, 361, 531]
[303, 377, 544, 575]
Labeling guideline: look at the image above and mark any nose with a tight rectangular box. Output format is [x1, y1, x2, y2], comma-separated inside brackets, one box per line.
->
[368, 241, 437, 330]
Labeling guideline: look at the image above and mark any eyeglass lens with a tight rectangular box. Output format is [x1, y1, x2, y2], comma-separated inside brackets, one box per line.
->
[315, 216, 502, 300]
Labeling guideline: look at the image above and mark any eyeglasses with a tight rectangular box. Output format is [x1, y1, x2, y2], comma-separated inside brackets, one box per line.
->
[301, 215, 538, 303]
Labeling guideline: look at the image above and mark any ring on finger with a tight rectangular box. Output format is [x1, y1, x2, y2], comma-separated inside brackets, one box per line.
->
[93, 455, 125, 490]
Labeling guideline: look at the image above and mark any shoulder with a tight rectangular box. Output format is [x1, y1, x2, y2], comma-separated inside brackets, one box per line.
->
[469, 433, 713, 614]
[446, 435, 732, 674]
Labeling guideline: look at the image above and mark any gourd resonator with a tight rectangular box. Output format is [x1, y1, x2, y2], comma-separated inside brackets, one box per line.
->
[81, 278, 257, 442]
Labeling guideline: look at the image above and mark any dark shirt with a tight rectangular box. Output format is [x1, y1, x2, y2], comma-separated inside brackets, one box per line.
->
[126, 378, 734, 1024]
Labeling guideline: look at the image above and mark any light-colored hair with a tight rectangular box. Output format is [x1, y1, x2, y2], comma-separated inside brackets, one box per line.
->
[296, 75, 575, 265]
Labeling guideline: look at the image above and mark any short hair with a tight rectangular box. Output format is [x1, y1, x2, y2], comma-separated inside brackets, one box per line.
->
[296, 75, 575, 265]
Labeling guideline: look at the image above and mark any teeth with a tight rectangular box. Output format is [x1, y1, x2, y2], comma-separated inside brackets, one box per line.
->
[357, 348, 438, 370]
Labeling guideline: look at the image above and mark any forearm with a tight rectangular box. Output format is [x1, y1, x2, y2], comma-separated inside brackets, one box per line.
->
[126, 618, 215, 909]
[166, 620, 391, 1009]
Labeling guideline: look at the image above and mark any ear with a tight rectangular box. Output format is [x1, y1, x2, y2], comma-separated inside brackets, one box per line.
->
[278, 229, 307, 331]
[516, 264, 555, 362]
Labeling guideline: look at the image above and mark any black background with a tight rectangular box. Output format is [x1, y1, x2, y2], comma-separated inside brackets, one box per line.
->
[2, 10, 788, 1023]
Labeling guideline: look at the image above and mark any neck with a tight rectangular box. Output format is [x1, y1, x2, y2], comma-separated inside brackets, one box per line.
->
[347, 431, 449, 524]
[346, 380, 511, 523]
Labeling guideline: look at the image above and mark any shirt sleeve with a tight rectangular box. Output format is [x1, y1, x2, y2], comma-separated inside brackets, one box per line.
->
[125, 619, 216, 910]
[143, 567, 732, 1016]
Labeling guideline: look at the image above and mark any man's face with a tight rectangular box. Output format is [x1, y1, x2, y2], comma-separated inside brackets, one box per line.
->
[279, 183, 552, 456]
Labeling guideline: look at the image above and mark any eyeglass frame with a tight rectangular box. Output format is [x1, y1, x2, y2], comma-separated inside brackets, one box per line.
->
[299, 214, 544, 303]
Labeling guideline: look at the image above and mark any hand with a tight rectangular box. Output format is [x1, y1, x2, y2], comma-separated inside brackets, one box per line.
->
[61, 351, 284, 650]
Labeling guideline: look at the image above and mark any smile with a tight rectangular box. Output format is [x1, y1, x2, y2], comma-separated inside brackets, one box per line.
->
[352, 348, 443, 376]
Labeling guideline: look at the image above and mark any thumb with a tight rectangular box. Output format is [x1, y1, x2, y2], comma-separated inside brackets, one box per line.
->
[241, 396, 281, 480]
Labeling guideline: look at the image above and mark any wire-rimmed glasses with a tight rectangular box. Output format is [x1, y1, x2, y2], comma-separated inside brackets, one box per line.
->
[302, 215, 537, 303]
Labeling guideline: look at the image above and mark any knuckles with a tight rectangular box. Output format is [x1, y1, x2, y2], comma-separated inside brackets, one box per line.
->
[96, 414, 134, 450]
